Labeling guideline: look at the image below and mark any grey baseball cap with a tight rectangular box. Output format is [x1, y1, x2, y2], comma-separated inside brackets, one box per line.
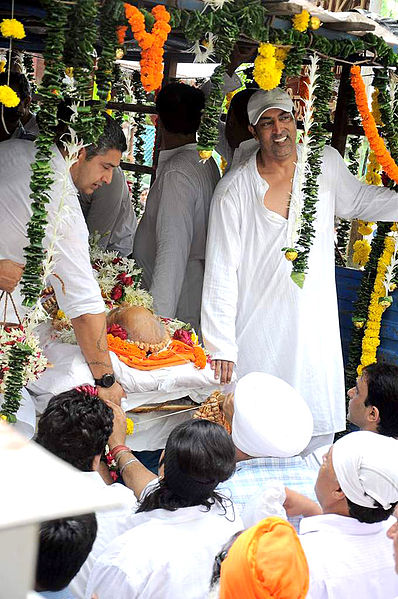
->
[247, 88, 294, 126]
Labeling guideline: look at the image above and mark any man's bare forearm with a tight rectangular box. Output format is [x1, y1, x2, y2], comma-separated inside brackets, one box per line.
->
[71, 312, 113, 379]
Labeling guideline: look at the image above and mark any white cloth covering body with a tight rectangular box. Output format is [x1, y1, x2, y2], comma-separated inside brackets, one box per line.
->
[202, 145, 398, 435]
[133, 143, 220, 333]
[69, 471, 137, 599]
[0, 140, 105, 321]
[85, 502, 242, 599]
[299, 514, 398, 598]
[79, 166, 137, 257]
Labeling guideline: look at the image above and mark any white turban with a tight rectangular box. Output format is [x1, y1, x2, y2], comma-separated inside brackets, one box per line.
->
[332, 431, 398, 510]
[232, 372, 313, 458]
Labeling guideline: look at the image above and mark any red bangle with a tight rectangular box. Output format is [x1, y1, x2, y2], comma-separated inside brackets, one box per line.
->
[110, 445, 130, 459]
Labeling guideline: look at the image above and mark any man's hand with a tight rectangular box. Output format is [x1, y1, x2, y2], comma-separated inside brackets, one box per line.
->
[96, 381, 125, 407]
[101, 400, 127, 449]
[211, 359, 234, 385]
[0, 259, 24, 293]
[283, 487, 322, 518]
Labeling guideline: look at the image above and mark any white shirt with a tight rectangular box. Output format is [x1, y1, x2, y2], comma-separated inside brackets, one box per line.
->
[0, 140, 104, 320]
[69, 471, 137, 599]
[86, 502, 242, 599]
[133, 143, 220, 332]
[202, 145, 398, 435]
[79, 166, 137, 257]
[299, 514, 398, 598]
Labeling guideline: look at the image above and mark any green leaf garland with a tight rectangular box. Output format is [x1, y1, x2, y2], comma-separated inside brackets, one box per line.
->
[21, 0, 70, 307]
[290, 58, 334, 286]
[1, 343, 33, 423]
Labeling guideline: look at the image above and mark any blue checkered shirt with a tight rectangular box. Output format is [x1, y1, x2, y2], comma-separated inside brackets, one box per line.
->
[217, 456, 318, 528]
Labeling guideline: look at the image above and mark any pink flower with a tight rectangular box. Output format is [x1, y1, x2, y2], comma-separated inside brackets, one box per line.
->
[107, 323, 128, 340]
[173, 328, 194, 347]
[110, 470, 118, 482]
[117, 272, 133, 286]
[111, 284, 123, 301]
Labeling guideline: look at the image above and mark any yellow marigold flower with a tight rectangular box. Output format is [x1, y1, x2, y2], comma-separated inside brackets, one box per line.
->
[0, 85, 20, 108]
[292, 10, 310, 32]
[357, 221, 374, 236]
[191, 331, 199, 345]
[310, 16, 321, 30]
[56, 310, 66, 320]
[352, 239, 371, 267]
[389, 283, 397, 292]
[0, 59, 5, 74]
[126, 417, 134, 436]
[253, 59, 282, 91]
[199, 150, 213, 161]
[258, 43, 275, 59]
[0, 18, 25, 39]
[285, 249, 298, 261]
[274, 47, 289, 61]
[391, 223, 398, 232]
[0, 414, 7, 421]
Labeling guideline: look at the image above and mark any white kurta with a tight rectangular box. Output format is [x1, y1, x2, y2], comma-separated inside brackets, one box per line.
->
[85, 502, 242, 599]
[69, 471, 137, 599]
[202, 145, 398, 435]
[0, 139, 104, 321]
[299, 514, 398, 598]
[133, 143, 220, 332]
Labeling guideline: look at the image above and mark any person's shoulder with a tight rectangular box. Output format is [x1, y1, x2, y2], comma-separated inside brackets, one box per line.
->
[321, 144, 342, 164]
[213, 159, 254, 203]
[0, 138, 36, 158]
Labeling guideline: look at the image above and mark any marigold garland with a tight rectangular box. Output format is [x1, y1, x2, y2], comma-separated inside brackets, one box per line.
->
[0, 18, 25, 39]
[357, 231, 396, 376]
[123, 4, 171, 92]
[0, 84, 20, 107]
[351, 65, 398, 185]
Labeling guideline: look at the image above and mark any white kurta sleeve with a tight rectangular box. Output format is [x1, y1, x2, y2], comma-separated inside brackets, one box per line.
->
[149, 170, 196, 318]
[86, 564, 139, 599]
[47, 204, 105, 320]
[201, 188, 241, 363]
[332, 146, 398, 221]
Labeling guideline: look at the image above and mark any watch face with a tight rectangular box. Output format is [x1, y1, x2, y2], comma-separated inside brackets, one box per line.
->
[102, 374, 115, 388]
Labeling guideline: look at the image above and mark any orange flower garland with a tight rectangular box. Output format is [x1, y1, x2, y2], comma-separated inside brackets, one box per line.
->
[107, 334, 207, 371]
[350, 65, 398, 185]
[123, 4, 171, 92]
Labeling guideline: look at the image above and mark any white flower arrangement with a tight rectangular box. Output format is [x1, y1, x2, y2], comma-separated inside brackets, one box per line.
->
[0, 326, 48, 393]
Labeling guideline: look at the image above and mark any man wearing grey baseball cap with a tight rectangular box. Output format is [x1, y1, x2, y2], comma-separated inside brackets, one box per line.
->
[202, 86, 398, 455]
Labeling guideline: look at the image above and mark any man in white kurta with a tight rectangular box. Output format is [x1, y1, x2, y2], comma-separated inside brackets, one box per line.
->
[134, 83, 219, 334]
[202, 88, 398, 444]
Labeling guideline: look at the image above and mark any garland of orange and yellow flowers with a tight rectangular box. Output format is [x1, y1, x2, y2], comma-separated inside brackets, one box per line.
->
[118, 4, 171, 93]
[350, 66, 398, 374]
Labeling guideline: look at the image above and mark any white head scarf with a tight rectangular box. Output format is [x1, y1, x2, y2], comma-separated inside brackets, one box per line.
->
[232, 372, 313, 458]
[332, 430, 398, 510]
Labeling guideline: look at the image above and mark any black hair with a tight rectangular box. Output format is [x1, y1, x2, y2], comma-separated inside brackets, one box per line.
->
[156, 82, 205, 135]
[229, 88, 257, 129]
[363, 363, 398, 437]
[41, 99, 127, 156]
[210, 530, 243, 587]
[137, 419, 236, 513]
[346, 497, 398, 524]
[0, 70, 31, 99]
[36, 388, 114, 471]
[35, 513, 97, 592]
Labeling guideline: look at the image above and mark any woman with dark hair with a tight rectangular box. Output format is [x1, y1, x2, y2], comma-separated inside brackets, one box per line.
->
[86, 420, 241, 599]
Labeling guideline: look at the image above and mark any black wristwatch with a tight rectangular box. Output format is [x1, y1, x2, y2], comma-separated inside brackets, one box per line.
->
[94, 373, 115, 388]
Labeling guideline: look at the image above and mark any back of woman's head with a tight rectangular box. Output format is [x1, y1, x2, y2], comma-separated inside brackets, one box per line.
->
[137, 420, 236, 513]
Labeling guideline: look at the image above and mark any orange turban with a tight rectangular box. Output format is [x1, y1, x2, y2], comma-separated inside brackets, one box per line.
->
[219, 517, 309, 599]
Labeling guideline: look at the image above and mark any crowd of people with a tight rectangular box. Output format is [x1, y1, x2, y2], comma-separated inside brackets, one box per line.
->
[1, 60, 398, 598]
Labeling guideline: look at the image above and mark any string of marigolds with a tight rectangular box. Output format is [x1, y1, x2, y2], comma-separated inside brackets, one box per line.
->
[20, 0, 70, 308]
[0, 17, 25, 108]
